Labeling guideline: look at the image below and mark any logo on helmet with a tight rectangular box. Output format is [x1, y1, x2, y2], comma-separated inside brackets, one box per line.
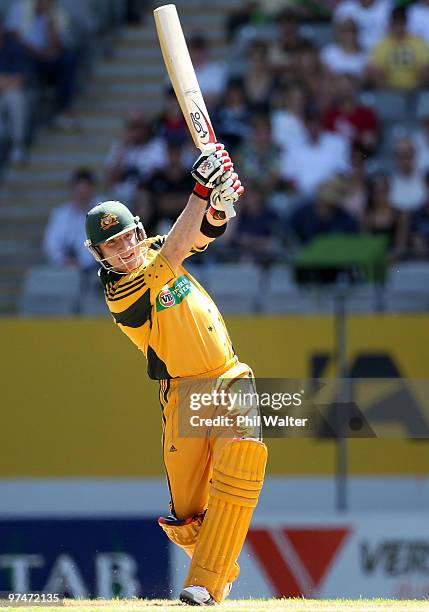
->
[100, 213, 119, 230]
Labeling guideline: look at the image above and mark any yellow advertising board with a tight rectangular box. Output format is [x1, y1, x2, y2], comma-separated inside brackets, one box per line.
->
[1, 315, 428, 477]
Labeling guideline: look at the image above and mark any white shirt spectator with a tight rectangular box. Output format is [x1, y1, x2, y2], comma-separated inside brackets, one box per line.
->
[389, 173, 426, 211]
[408, 2, 429, 47]
[282, 132, 350, 196]
[271, 111, 307, 153]
[320, 43, 368, 76]
[106, 138, 167, 181]
[334, 0, 392, 50]
[6, 0, 71, 51]
[44, 201, 98, 268]
[195, 62, 226, 100]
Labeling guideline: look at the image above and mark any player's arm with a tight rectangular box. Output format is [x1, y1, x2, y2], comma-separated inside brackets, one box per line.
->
[161, 193, 210, 271]
[161, 144, 241, 270]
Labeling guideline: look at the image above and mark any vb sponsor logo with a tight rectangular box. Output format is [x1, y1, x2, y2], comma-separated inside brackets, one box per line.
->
[159, 290, 175, 308]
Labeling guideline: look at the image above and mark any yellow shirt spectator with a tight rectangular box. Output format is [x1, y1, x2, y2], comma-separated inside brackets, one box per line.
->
[370, 34, 429, 90]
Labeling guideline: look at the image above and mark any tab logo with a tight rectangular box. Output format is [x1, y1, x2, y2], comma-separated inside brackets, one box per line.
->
[247, 527, 350, 597]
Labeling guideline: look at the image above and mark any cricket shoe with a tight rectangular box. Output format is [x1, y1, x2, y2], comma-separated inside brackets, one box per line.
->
[179, 583, 232, 606]
[180, 586, 215, 606]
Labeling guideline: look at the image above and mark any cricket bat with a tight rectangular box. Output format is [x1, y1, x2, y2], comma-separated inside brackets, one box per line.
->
[154, 4, 236, 219]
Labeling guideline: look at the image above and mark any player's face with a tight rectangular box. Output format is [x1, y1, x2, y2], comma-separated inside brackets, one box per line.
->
[99, 229, 147, 273]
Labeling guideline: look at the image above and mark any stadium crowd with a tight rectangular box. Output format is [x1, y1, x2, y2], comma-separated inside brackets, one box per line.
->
[26, 0, 429, 267]
[0, 0, 141, 165]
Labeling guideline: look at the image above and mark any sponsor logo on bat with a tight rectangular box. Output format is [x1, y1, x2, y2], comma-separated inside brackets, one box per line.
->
[190, 101, 216, 144]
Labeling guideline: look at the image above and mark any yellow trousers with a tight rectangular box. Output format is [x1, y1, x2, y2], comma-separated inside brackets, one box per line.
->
[159, 357, 260, 519]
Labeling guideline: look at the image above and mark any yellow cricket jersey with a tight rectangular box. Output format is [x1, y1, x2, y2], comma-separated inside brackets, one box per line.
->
[99, 235, 235, 379]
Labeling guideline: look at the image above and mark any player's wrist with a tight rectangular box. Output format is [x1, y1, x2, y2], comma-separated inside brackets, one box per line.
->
[208, 205, 226, 221]
[193, 182, 211, 201]
[200, 212, 228, 238]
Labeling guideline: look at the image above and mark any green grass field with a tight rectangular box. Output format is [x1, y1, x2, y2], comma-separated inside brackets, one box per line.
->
[2, 600, 428, 612]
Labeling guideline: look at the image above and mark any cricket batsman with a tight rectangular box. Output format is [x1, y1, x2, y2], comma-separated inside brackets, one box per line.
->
[84, 144, 267, 606]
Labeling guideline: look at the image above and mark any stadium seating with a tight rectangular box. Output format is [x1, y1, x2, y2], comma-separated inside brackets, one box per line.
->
[415, 90, 429, 119]
[360, 90, 409, 124]
[385, 262, 429, 312]
[18, 265, 82, 316]
[263, 264, 315, 314]
[204, 263, 262, 313]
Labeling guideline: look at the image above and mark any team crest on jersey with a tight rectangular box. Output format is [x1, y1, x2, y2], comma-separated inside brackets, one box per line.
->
[100, 213, 119, 230]
[159, 289, 175, 308]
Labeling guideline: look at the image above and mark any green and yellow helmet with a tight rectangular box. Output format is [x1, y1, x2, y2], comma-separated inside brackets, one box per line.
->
[84, 200, 146, 272]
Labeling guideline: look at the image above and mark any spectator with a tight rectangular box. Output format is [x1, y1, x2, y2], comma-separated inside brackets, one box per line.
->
[290, 42, 327, 104]
[364, 173, 397, 246]
[408, 0, 429, 48]
[238, 111, 282, 193]
[323, 74, 379, 156]
[6, 0, 78, 126]
[0, 20, 29, 163]
[389, 138, 426, 213]
[188, 35, 226, 108]
[227, 1, 256, 41]
[133, 185, 157, 238]
[106, 110, 167, 205]
[270, 8, 312, 72]
[153, 87, 188, 145]
[271, 84, 308, 155]
[343, 143, 369, 224]
[413, 113, 429, 172]
[143, 140, 193, 234]
[410, 171, 429, 257]
[320, 19, 368, 78]
[43, 168, 99, 269]
[233, 184, 280, 262]
[289, 176, 359, 244]
[334, 0, 392, 51]
[368, 6, 429, 91]
[281, 110, 350, 198]
[389, 138, 426, 257]
[226, 1, 268, 43]
[213, 78, 252, 151]
[242, 40, 276, 111]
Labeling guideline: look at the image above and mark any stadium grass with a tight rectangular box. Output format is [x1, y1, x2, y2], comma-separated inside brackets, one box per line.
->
[5, 600, 429, 612]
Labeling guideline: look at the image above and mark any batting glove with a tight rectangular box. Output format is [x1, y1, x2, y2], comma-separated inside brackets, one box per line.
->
[209, 171, 245, 220]
[192, 143, 233, 189]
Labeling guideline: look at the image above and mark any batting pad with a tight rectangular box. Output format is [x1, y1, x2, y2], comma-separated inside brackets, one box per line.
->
[158, 513, 204, 557]
[158, 513, 241, 584]
[184, 439, 267, 602]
